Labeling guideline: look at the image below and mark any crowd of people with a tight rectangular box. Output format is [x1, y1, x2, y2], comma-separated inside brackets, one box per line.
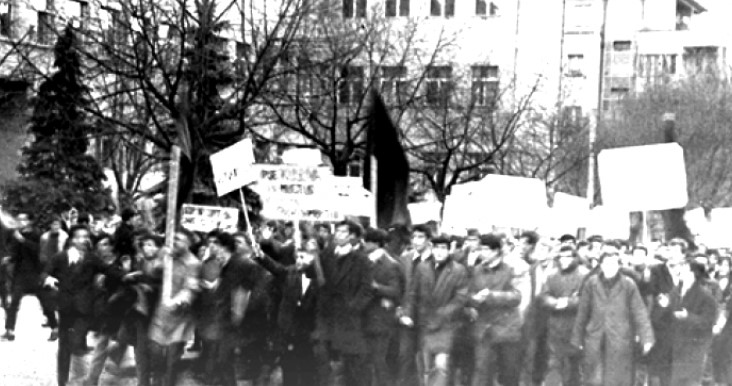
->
[1, 208, 732, 386]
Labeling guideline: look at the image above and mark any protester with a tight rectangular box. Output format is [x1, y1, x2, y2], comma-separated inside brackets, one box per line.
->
[148, 229, 201, 386]
[467, 233, 523, 386]
[401, 234, 468, 386]
[571, 252, 655, 386]
[541, 246, 587, 386]
[3, 213, 58, 341]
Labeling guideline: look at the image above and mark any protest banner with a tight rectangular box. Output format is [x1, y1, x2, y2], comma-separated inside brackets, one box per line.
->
[210, 138, 257, 197]
[180, 204, 239, 233]
[549, 192, 591, 236]
[598, 143, 688, 211]
[441, 174, 548, 232]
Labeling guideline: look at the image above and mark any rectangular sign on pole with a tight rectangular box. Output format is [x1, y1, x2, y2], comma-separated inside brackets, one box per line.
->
[598, 143, 687, 211]
[210, 138, 257, 196]
[180, 204, 239, 233]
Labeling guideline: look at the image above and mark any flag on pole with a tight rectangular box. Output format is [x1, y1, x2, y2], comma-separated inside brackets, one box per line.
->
[363, 91, 411, 229]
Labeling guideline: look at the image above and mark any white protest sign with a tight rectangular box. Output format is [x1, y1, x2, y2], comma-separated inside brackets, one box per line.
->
[550, 192, 590, 234]
[180, 204, 239, 233]
[210, 138, 257, 196]
[598, 143, 687, 211]
[441, 174, 548, 232]
[708, 208, 732, 248]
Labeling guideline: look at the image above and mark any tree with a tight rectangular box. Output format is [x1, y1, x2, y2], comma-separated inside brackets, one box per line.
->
[259, 2, 454, 176]
[599, 74, 732, 242]
[2, 26, 111, 227]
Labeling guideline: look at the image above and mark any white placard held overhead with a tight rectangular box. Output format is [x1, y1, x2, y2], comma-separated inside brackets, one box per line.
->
[598, 143, 688, 211]
[210, 138, 257, 196]
[180, 204, 240, 233]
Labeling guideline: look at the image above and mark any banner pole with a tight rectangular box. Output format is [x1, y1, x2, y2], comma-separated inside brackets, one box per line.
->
[239, 188, 255, 243]
[371, 155, 378, 228]
[162, 145, 181, 304]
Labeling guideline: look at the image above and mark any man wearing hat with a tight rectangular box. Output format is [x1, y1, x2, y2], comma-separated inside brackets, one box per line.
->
[401, 234, 468, 386]
[467, 233, 525, 386]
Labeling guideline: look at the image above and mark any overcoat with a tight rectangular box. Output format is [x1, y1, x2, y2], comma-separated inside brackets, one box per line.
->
[316, 244, 374, 354]
[404, 258, 468, 353]
[571, 274, 654, 386]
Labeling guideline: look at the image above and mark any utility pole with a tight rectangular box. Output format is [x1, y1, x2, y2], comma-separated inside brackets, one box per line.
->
[588, 0, 610, 206]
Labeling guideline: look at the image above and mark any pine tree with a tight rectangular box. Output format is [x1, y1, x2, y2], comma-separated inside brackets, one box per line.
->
[3, 25, 111, 227]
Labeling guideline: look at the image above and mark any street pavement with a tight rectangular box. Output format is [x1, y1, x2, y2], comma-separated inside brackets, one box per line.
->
[0, 296, 265, 385]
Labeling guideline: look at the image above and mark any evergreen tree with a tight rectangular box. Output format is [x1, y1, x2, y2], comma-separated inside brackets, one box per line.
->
[3, 25, 111, 227]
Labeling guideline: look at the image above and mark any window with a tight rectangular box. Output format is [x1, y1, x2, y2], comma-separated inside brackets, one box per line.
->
[567, 54, 584, 76]
[37, 11, 55, 45]
[67, 0, 89, 31]
[386, 0, 409, 16]
[471, 65, 498, 107]
[234, 42, 250, 80]
[339, 66, 365, 105]
[431, 0, 454, 17]
[0, 2, 11, 37]
[603, 87, 630, 111]
[639, 54, 677, 78]
[46, 0, 54, 10]
[343, 0, 366, 18]
[297, 59, 325, 102]
[379, 65, 409, 103]
[559, 106, 583, 143]
[104, 8, 126, 45]
[476, 0, 498, 16]
[425, 65, 453, 106]
[613, 41, 632, 51]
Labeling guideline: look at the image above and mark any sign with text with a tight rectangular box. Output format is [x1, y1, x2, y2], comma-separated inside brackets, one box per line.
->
[180, 204, 239, 233]
[598, 143, 687, 211]
[210, 139, 256, 196]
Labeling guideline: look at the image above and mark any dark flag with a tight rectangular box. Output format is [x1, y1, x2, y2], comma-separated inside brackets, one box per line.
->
[363, 91, 411, 229]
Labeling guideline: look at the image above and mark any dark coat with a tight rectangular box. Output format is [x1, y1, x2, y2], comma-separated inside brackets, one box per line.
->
[260, 239, 296, 266]
[9, 228, 42, 286]
[467, 261, 523, 343]
[257, 253, 317, 339]
[364, 252, 404, 335]
[541, 265, 588, 354]
[404, 258, 468, 352]
[571, 274, 654, 386]
[397, 249, 425, 307]
[646, 263, 677, 371]
[199, 255, 258, 341]
[666, 281, 717, 383]
[712, 294, 732, 384]
[317, 244, 374, 354]
[43, 249, 124, 316]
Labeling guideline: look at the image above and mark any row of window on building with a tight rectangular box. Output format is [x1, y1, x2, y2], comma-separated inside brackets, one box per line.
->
[343, 0, 498, 18]
[286, 63, 499, 107]
[0, 0, 89, 45]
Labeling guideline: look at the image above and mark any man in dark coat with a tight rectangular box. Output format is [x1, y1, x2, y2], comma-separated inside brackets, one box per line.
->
[42, 225, 129, 386]
[401, 235, 468, 386]
[396, 224, 433, 386]
[199, 232, 257, 386]
[540, 246, 588, 386]
[647, 238, 687, 386]
[571, 252, 655, 386]
[255, 238, 320, 386]
[113, 208, 140, 258]
[467, 234, 524, 386]
[315, 220, 374, 386]
[363, 228, 404, 386]
[2, 212, 57, 341]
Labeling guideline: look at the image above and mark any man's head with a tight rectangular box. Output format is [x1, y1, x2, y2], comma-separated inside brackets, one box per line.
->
[233, 232, 253, 255]
[559, 234, 576, 248]
[315, 223, 331, 239]
[95, 234, 114, 262]
[69, 225, 91, 252]
[16, 213, 31, 230]
[588, 235, 604, 251]
[411, 224, 432, 253]
[49, 218, 63, 233]
[518, 231, 540, 260]
[334, 220, 363, 247]
[260, 220, 278, 240]
[121, 208, 140, 226]
[464, 229, 480, 252]
[139, 233, 162, 260]
[667, 238, 688, 263]
[212, 232, 237, 258]
[431, 235, 451, 263]
[173, 229, 194, 255]
[478, 233, 503, 265]
[363, 228, 388, 254]
[557, 245, 578, 271]
[599, 252, 621, 279]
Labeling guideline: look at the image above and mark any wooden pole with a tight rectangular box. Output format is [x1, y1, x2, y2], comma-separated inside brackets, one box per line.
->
[162, 146, 181, 303]
[238, 188, 255, 243]
[371, 155, 378, 228]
